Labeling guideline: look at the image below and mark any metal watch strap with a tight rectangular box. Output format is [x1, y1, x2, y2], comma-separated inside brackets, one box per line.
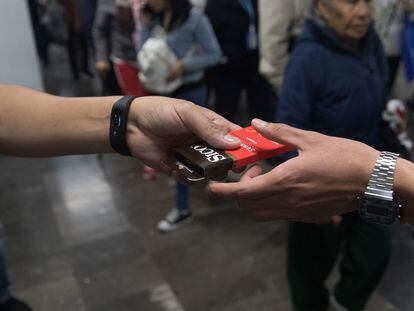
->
[360, 151, 401, 226]
[365, 152, 413, 237]
[366, 151, 399, 194]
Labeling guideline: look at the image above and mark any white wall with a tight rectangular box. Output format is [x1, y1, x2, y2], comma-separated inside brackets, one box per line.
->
[0, 0, 44, 90]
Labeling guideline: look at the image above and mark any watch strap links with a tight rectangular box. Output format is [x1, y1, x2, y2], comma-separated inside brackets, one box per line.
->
[360, 151, 401, 226]
[366, 151, 399, 193]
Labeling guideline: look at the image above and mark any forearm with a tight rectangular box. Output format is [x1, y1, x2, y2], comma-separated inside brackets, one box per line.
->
[0, 85, 119, 157]
[395, 158, 414, 224]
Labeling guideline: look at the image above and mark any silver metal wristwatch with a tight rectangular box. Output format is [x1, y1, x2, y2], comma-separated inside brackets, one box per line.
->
[359, 151, 402, 225]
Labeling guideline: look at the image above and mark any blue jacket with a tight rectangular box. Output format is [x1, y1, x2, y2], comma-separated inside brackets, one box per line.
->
[137, 8, 222, 84]
[277, 20, 388, 148]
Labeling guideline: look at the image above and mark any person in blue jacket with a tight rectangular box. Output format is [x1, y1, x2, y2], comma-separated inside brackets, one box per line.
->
[136, 0, 222, 232]
[277, 1, 391, 310]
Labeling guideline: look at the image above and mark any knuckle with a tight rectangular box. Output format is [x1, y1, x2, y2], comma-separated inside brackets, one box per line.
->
[213, 188, 226, 198]
[178, 100, 194, 112]
[236, 187, 250, 200]
[273, 173, 296, 191]
[281, 165, 309, 185]
[206, 184, 221, 196]
[268, 123, 286, 134]
[304, 131, 323, 145]
[208, 115, 225, 133]
[287, 196, 301, 208]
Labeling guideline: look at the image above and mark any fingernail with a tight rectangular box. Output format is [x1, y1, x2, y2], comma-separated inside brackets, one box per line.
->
[252, 119, 268, 128]
[224, 135, 240, 143]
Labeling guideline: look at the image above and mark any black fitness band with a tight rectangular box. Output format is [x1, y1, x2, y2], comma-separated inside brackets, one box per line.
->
[110, 95, 137, 156]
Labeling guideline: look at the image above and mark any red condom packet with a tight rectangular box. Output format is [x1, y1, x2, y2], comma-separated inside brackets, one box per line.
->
[165, 126, 294, 183]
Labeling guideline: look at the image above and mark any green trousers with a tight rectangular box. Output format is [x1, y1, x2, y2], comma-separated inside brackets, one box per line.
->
[287, 213, 391, 311]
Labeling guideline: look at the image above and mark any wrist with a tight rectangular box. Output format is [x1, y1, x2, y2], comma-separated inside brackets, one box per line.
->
[52, 96, 117, 156]
[84, 96, 120, 154]
[109, 96, 138, 156]
[125, 97, 145, 156]
[126, 97, 142, 125]
[92, 98, 112, 151]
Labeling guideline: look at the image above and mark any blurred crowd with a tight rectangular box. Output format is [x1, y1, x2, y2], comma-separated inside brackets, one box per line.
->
[3, 0, 411, 311]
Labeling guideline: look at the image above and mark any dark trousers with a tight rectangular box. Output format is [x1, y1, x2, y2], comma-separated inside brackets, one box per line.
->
[67, 29, 91, 79]
[98, 61, 121, 96]
[78, 0, 98, 54]
[387, 56, 401, 92]
[288, 213, 391, 311]
[211, 67, 276, 123]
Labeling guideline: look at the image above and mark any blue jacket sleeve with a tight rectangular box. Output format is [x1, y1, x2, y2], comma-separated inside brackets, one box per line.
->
[135, 21, 156, 53]
[277, 44, 323, 130]
[182, 13, 222, 72]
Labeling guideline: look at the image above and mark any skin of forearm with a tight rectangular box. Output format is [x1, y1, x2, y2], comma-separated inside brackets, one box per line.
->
[395, 158, 414, 224]
[0, 85, 119, 157]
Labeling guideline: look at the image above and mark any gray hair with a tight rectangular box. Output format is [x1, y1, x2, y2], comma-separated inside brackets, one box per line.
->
[307, 0, 333, 24]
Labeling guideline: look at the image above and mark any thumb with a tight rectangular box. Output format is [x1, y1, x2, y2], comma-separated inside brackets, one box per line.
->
[251, 119, 307, 150]
[181, 105, 242, 149]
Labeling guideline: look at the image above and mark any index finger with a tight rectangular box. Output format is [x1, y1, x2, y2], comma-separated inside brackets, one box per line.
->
[207, 169, 279, 201]
[251, 121, 311, 151]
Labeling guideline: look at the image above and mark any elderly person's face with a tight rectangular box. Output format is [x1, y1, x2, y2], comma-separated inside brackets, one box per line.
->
[318, 0, 373, 40]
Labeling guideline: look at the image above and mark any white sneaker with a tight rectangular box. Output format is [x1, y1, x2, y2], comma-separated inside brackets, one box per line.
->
[157, 208, 193, 233]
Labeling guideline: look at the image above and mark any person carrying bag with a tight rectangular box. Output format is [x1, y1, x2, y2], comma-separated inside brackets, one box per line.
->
[136, 0, 222, 232]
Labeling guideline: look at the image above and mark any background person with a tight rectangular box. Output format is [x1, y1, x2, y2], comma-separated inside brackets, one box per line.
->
[374, 0, 414, 92]
[258, 0, 309, 95]
[94, 0, 148, 97]
[60, 0, 93, 80]
[0, 224, 31, 311]
[136, 0, 222, 232]
[205, 0, 275, 123]
[260, 1, 390, 310]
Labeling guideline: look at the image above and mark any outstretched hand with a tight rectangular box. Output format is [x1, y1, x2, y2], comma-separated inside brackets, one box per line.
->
[208, 119, 380, 223]
[126, 97, 241, 172]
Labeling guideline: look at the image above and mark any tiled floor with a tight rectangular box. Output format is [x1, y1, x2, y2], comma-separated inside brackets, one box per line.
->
[1, 45, 414, 311]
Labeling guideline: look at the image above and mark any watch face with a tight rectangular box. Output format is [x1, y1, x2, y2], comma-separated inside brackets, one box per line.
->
[365, 204, 390, 217]
[360, 197, 398, 226]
